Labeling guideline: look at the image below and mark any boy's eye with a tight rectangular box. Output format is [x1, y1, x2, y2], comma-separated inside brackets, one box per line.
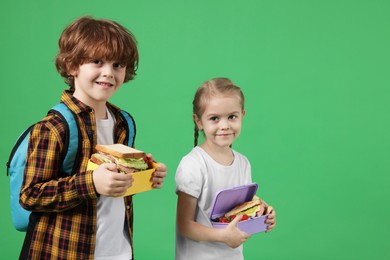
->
[92, 59, 103, 65]
[229, 115, 238, 120]
[210, 116, 219, 122]
[113, 63, 124, 69]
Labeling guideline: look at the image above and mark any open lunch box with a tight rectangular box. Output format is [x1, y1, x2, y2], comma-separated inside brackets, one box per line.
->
[210, 183, 269, 234]
[87, 160, 158, 197]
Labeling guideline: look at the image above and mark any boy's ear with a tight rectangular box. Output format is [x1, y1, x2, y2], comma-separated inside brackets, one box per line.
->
[193, 114, 203, 131]
[68, 70, 77, 77]
[242, 109, 246, 117]
[68, 66, 78, 77]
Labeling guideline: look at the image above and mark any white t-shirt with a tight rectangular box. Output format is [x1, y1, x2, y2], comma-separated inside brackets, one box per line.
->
[175, 146, 252, 260]
[94, 108, 132, 260]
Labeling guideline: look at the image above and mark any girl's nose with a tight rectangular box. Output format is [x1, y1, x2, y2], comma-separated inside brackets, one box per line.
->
[220, 120, 230, 130]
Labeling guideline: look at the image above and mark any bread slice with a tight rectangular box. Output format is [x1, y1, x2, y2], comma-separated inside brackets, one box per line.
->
[95, 144, 146, 159]
[225, 197, 262, 217]
[90, 153, 114, 165]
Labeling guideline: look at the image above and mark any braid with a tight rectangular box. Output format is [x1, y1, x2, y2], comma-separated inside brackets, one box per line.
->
[194, 126, 199, 147]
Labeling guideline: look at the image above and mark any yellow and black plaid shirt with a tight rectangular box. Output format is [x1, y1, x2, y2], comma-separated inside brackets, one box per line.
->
[20, 90, 134, 259]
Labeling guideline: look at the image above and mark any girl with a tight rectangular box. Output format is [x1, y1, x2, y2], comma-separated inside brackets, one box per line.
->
[175, 78, 276, 260]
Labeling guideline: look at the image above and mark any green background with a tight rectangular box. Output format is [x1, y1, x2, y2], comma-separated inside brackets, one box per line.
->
[1, 0, 389, 259]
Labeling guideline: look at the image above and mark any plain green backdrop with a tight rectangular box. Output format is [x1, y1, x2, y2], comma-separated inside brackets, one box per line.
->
[1, 0, 389, 259]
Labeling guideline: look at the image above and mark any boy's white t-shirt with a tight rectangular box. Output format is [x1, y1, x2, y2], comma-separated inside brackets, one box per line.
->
[94, 108, 132, 260]
[175, 146, 252, 260]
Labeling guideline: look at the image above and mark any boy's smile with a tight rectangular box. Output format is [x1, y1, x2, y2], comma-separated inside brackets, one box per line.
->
[96, 81, 114, 88]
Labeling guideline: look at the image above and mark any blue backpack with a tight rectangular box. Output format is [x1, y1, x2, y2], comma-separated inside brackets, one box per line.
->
[6, 103, 135, 231]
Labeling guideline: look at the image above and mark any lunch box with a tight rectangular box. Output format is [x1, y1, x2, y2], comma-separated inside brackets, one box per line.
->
[210, 183, 269, 234]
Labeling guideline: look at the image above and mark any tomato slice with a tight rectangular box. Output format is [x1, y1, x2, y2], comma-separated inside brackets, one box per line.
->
[240, 214, 249, 221]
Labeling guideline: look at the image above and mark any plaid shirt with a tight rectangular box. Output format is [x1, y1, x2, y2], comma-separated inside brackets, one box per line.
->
[20, 90, 134, 259]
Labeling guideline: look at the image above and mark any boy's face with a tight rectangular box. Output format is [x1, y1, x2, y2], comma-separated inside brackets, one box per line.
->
[71, 59, 126, 107]
[194, 95, 245, 150]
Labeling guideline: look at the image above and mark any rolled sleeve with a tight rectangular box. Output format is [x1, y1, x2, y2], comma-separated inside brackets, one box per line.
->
[175, 155, 204, 199]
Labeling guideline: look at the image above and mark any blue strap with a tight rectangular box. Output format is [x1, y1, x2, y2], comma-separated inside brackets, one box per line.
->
[51, 103, 78, 175]
[120, 110, 135, 147]
[50, 105, 134, 174]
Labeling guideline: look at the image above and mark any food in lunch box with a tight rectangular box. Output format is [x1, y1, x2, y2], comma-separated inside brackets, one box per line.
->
[90, 144, 154, 173]
[212, 196, 266, 223]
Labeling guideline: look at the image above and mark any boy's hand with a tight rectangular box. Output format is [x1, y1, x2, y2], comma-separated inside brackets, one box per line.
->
[147, 154, 167, 188]
[222, 215, 251, 248]
[92, 163, 134, 197]
[265, 206, 276, 232]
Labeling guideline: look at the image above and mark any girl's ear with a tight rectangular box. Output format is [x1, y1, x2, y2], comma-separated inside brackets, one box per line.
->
[193, 114, 203, 131]
[242, 109, 246, 117]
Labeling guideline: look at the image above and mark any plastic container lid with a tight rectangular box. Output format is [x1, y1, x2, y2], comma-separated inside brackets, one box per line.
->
[210, 183, 258, 220]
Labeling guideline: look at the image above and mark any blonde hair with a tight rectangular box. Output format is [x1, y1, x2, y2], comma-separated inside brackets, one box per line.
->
[192, 77, 245, 146]
[55, 16, 139, 89]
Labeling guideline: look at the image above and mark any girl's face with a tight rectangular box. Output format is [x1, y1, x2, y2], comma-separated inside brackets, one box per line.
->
[194, 95, 245, 150]
[71, 59, 126, 108]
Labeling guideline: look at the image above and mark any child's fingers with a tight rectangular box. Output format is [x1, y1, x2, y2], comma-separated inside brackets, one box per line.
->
[265, 207, 275, 223]
[98, 163, 118, 173]
[146, 153, 154, 161]
[265, 206, 274, 215]
[256, 206, 265, 216]
[266, 222, 276, 232]
[265, 206, 276, 232]
[228, 214, 243, 226]
[153, 161, 167, 173]
[151, 165, 167, 188]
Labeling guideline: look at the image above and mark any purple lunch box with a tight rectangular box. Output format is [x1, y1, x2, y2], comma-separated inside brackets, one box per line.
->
[210, 183, 269, 234]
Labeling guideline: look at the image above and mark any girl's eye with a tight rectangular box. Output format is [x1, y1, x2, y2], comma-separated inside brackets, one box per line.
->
[229, 115, 238, 120]
[210, 116, 219, 122]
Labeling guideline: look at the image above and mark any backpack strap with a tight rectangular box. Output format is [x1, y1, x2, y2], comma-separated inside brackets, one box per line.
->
[50, 103, 79, 175]
[120, 110, 136, 147]
[51, 105, 134, 173]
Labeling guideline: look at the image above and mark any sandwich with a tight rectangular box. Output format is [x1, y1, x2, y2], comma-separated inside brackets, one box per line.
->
[212, 196, 266, 223]
[225, 196, 265, 218]
[90, 144, 153, 174]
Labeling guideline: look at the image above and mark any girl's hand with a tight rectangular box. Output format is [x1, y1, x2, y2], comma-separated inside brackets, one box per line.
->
[147, 154, 167, 188]
[92, 163, 133, 197]
[265, 206, 276, 232]
[222, 215, 251, 248]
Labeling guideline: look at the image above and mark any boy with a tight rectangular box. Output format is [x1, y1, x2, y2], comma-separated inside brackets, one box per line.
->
[19, 16, 167, 260]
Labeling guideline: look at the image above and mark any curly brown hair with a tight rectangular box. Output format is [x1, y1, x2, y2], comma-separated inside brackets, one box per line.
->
[55, 16, 139, 89]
